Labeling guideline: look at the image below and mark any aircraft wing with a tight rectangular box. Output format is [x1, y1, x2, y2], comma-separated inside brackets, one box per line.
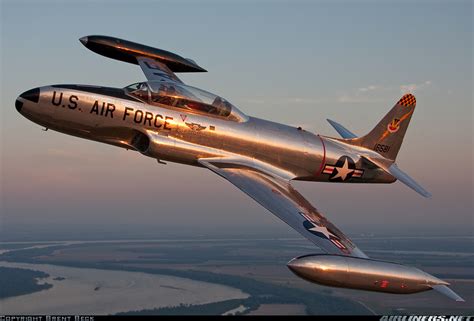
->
[137, 57, 182, 83]
[199, 158, 368, 258]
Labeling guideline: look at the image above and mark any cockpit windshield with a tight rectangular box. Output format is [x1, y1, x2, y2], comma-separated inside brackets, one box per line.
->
[124, 81, 240, 119]
[125, 82, 150, 102]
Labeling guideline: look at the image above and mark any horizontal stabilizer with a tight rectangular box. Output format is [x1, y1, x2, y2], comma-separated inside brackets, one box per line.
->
[387, 163, 432, 198]
[432, 285, 465, 302]
[327, 119, 357, 139]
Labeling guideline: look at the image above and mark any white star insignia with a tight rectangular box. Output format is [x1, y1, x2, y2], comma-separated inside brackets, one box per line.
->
[308, 224, 333, 239]
[331, 158, 354, 181]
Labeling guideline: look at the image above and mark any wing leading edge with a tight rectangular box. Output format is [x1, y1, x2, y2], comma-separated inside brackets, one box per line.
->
[199, 158, 367, 258]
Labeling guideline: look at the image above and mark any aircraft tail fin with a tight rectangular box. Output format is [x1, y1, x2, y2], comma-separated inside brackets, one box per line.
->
[327, 94, 431, 198]
[350, 93, 417, 161]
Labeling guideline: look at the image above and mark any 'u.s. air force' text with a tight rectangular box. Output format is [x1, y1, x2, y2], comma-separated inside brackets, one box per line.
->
[51, 91, 173, 130]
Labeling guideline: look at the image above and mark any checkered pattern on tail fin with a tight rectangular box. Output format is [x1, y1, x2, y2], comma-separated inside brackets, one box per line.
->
[397, 93, 416, 107]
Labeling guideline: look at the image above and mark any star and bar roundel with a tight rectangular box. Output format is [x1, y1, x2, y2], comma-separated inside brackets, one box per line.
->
[298, 211, 352, 254]
[322, 156, 364, 181]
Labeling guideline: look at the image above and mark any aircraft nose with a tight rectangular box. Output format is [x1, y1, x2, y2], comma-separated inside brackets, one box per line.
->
[79, 36, 88, 45]
[16, 87, 40, 113]
[15, 98, 23, 113]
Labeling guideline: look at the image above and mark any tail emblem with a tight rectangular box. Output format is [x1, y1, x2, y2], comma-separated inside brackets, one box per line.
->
[387, 118, 401, 133]
[397, 93, 416, 107]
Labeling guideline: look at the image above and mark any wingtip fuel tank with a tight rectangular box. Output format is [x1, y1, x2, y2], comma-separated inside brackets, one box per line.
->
[79, 35, 207, 73]
[287, 254, 464, 301]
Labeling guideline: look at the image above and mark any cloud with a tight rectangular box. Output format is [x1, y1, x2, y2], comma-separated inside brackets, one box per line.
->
[241, 81, 434, 106]
[285, 97, 328, 104]
[358, 85, 378, 92]
[339, 80, 433, 104]
[400, 80, 432, 93]
[337, 94, 385, 104]
[337, 85, 389, 104]
[241, 97, 329, 105]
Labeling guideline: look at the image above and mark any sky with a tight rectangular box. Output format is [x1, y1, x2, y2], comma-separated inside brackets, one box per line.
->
[1, 0, 472, 240]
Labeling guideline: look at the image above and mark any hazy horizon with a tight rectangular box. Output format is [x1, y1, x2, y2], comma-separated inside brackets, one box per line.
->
[1, 221, 473, 242]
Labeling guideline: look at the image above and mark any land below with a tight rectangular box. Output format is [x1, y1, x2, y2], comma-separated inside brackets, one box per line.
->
[0, 236, 472, 315]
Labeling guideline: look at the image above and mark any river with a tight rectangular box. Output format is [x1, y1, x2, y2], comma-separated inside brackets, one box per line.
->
[0, 261, 249, 315]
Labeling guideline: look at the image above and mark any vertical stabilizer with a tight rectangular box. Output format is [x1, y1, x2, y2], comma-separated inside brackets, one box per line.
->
[349, 93, 416, 161]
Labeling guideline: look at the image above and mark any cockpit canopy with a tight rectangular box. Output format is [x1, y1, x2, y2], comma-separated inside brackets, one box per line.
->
[124, 81, 247, 122]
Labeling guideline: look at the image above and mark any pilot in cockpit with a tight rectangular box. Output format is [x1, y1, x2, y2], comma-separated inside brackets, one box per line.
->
[153, 84, 176, 106]
[129, 82, 150, 101]
[210, 97, 223, 114]
[212, 96, 232, 116]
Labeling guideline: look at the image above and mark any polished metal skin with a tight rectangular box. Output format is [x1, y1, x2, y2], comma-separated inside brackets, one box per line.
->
[15, 36, 462, 301]
[15, 84, 394, 184]
[288, 255, 448, 295]
[79, 35, 206, 72]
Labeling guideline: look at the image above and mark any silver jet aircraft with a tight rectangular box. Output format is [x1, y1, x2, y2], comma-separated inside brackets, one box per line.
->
[15, 36, 464, 301]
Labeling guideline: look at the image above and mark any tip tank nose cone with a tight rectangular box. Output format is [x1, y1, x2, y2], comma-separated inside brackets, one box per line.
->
[79, 36, 88, 45]
[287, 258, 297, 268]
[287, 257, 306, 273]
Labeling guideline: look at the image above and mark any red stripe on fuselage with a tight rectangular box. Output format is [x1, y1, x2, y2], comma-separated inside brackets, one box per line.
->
[316, 135, 326, 177]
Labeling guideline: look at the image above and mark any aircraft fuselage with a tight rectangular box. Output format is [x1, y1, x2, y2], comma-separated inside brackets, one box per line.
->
[16, 85, 394, 184]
